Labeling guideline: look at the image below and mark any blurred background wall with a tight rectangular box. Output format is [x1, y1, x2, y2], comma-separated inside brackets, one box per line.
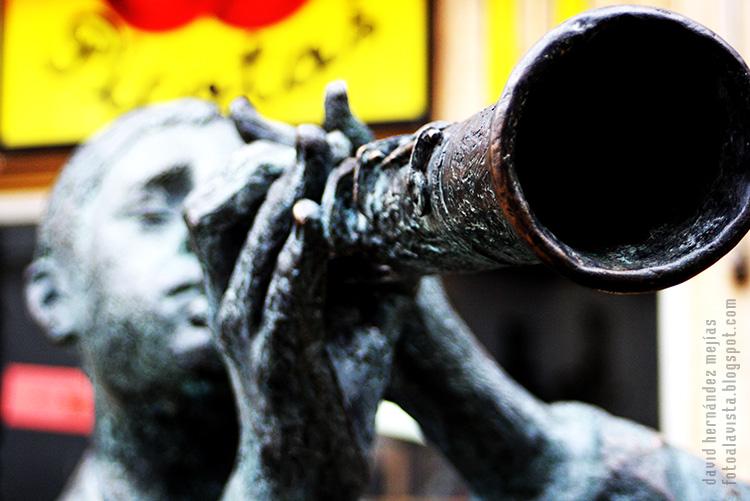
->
[0, 1, 748, 499]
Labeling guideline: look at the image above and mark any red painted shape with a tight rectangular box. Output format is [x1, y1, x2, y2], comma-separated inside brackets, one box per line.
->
[215, 0, 309, 30]
[104, 0, 309, 32]
[1, 363, 94, 435]
[104, 0, 214, 31]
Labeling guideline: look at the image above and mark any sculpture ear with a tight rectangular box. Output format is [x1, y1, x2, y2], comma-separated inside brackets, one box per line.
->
[24, 257, 79, 344]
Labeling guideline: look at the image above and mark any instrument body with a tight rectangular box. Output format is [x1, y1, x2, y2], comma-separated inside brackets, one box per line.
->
[322, 6, 750, 293]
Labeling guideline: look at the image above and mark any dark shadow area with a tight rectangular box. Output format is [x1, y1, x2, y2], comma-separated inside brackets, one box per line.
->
[443, 266, 658, 428]
[0, 226, 87, 501]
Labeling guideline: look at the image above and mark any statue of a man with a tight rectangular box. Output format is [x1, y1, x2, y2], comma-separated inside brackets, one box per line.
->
[195, 83, 750, 500]
[25, 82, 750, 500]
[25, 89, 409, 500]
[24, 100, 244, 499]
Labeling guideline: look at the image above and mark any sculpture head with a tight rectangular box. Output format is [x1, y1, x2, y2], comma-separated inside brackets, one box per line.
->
[25, 99, 244, 405]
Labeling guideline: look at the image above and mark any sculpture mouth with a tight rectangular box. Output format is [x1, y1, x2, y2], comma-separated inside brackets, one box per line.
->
[492, 6, 750, 292]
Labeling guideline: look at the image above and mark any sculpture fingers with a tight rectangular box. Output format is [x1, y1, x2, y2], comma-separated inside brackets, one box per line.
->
[255, 199, 328, 360]
[322, 80, 373, 150]
[184, 142, 294, 308]
[239, 200, 369, 500]
[216, 125, 332, 357]
[230, 96, 296, 146]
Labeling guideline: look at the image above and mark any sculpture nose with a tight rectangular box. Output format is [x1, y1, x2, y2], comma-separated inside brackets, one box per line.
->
[180, 230, 193, 255]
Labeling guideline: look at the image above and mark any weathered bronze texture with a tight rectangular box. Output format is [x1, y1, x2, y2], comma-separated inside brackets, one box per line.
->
[323, 6, 750, 293]
[27, 5, 750, 501]
[27, 101, 244, 500]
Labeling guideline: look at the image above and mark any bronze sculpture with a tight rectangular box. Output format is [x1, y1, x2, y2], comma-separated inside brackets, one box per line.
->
[26, 6, 750, 500]
[25, 101, 243, 499]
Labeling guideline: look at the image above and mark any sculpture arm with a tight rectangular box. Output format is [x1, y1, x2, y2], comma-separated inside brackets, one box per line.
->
[387, 276, 555, 499]
[389, 277, 750, 500]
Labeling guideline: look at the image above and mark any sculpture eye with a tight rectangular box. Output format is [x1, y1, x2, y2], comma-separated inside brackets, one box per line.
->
[133, 206, 172, 227]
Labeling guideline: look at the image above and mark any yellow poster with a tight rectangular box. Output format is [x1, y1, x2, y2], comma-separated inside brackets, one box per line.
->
[486, 0, 593, 104]
[1, 0, 428, 148]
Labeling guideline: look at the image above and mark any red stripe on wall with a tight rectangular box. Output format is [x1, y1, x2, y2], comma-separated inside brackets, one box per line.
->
[1, 363, 94, 435]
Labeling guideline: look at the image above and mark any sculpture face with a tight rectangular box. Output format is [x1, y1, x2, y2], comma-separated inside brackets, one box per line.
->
[76, 120, 243, 399]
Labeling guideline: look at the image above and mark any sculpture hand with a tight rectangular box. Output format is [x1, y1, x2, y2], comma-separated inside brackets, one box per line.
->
[187, 125, 349, 500]
[186, 122, 413, 500]
[184, 80, 370, 312]
[220, 196, 370, 501]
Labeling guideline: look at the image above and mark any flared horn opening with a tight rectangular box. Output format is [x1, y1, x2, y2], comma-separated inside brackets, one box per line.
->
[490, 6, 750, 293]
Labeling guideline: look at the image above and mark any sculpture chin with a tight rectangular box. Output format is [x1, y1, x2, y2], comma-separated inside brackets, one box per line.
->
[171, 326, 224, 372]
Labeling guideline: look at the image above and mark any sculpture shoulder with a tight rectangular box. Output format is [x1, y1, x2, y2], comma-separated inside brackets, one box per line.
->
[58, 451, 103, 501]
[545, 401, 750, 501]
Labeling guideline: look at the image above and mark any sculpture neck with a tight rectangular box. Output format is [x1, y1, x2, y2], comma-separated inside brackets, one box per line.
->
[90, 385, 237, 500]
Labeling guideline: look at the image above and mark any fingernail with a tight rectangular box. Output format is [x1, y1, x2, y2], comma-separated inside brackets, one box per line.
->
[292, 199, 321, 227]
